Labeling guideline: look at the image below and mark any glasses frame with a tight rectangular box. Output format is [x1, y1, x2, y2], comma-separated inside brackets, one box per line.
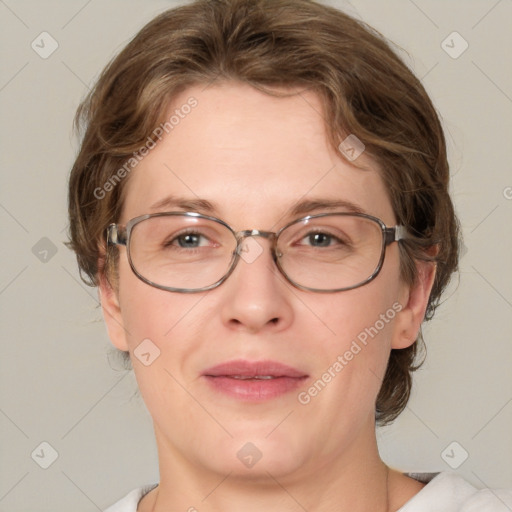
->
[107, 211, 407, 293]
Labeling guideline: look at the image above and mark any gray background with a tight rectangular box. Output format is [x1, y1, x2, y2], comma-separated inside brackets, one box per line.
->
[0, 0, 511, 510]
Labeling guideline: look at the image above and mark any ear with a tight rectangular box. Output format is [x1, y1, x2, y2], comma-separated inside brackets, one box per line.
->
[392, 259, 437, 349]
[98, 271, 129, 352]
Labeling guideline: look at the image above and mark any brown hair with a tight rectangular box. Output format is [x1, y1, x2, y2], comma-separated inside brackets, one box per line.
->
[67, 0, 460, 425]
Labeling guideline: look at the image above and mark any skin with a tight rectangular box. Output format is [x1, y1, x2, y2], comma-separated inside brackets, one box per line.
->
[99, 82, 435, 511]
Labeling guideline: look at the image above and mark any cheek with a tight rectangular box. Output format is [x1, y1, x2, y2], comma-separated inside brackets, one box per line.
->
[117, 256, 201, 341]
[304, 253, 404, 396]
[116, 272, 210, 422]
[316, 277, 402, 351]
[116, 261, 211, 393]
[295, 285, 401, 440]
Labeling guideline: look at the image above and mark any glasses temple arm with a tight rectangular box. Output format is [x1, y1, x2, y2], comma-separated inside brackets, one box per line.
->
[384, 225, 408, 245]
[107, 224, 127, 246]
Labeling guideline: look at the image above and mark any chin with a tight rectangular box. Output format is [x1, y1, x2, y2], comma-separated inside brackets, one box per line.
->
[195, 429, 309, 481]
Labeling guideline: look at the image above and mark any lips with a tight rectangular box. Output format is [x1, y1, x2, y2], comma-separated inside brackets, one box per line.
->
[204, 360, 307, 378]
[202, 360, 308, 401]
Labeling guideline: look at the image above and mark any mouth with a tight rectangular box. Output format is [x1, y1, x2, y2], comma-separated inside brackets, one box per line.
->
[202, 360, 309, 401]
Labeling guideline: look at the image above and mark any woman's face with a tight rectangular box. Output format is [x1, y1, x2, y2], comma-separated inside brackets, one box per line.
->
[100, 82, 429, 480]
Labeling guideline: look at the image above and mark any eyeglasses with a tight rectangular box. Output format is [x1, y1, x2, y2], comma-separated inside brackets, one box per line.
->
[107, 212, 407, 293]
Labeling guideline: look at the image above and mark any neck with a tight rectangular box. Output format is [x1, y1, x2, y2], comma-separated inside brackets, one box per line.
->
[140, 421, 393, 512]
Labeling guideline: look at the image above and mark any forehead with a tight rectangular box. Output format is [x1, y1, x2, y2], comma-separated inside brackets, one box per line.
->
[121, 82, 395, 226]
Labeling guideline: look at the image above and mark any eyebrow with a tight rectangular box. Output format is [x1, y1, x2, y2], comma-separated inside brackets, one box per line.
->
[148, 195, 366, 217]
[149, 195, 216, 213]
[287, 198, 366, 216]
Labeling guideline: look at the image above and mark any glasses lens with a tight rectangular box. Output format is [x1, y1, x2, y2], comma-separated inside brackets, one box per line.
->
[129, 215, 236, 290]
[277, 215, 384, 290]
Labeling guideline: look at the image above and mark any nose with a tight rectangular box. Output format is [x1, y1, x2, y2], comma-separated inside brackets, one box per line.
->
[219, 236, 294, 334]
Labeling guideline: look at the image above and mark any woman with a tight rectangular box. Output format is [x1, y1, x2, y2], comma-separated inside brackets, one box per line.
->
[66, 0, 512, 510]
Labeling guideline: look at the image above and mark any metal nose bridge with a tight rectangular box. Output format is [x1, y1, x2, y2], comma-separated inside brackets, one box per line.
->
[237, 229, 277, 240]
[235, 229, 280, 258]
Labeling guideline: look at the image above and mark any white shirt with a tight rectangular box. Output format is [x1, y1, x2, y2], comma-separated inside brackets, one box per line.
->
[104, 472, 512, 511]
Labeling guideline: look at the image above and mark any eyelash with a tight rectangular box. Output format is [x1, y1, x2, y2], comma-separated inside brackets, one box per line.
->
[163, 230, 215, 249]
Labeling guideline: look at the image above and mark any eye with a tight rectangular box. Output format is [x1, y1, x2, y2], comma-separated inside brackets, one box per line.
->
[165, 231, 211, 249]
[305, 232, 334, 247]
[299, 230, 347, 248]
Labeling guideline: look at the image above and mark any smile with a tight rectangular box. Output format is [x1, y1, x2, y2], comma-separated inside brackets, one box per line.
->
[202, 360, 309, 401]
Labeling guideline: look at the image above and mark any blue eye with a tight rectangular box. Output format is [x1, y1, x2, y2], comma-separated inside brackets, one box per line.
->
[176, 233, 203, 248]
[307, 232, 333, 247]
[300, 231, 347, 248]
[163, 231, 211, 250]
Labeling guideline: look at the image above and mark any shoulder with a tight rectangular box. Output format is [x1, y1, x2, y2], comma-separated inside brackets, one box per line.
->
[400, 472, 512, 511]
[103, 484, 157, 512]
